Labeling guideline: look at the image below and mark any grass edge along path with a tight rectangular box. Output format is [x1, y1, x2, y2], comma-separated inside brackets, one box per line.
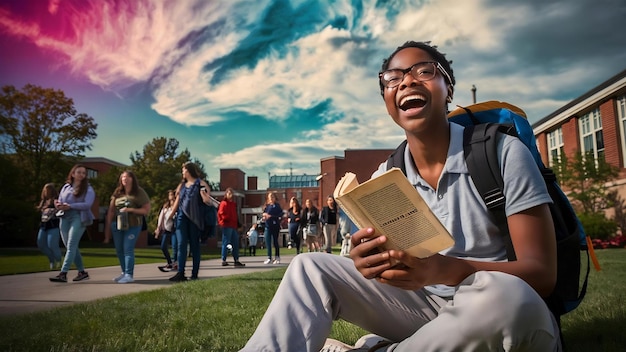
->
[0, 249, 624, 351]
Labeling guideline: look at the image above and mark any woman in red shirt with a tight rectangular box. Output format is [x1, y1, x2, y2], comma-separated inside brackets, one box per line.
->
[218, 187, 245, 267]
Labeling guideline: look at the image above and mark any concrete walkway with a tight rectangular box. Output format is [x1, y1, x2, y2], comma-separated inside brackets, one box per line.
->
[0, 254, 295, 317]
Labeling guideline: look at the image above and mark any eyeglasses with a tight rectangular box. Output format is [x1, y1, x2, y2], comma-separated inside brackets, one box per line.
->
[379, 61, 452, 89]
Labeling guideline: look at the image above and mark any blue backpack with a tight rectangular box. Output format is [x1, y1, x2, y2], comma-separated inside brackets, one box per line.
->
[387, 101, 591, 325]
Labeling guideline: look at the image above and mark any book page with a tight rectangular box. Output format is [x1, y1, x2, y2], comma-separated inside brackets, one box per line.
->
[334, 168, 454, 258]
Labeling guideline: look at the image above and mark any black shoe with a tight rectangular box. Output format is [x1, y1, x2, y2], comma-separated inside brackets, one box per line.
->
[49, 272, 67, 283]
[73, 271, 89, 282]
[221, 261, 229, 266]
[234, 261, 246, 267]
[158, 264, 172, 272]
[190, 275, 199, 280]
[169, 272, 187, 282]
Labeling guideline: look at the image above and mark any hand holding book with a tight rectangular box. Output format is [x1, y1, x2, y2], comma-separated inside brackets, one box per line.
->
[333, 168, 454, 259]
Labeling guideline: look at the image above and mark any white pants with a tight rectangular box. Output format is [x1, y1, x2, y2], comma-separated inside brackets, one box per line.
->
[241, 253, 560, 352]
[322, 223, 337, 253]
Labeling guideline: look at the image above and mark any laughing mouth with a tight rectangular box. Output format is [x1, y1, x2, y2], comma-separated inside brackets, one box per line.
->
[399, 94, 427, 111]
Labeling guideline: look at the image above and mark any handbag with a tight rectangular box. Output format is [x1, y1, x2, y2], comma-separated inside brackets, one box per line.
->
[41, 208, 56, 222]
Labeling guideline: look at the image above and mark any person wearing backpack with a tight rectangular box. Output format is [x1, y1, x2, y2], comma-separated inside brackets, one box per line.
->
[167, 161, 212, 282]
[241, 41, 561, 351]
[155, 190, 178, 272]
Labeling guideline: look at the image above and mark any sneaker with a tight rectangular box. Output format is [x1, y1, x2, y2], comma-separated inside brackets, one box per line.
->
[73, 271, 89, 282]
[169, 272, 187, 282]
[353, 334, 390, 349]
[222, 261, 229, 266]
[263, 258, 272, 264]
[234, 261, 246, 267]
[319, 338, 356, 352]
[273, 257, 281, 264]
[49, 272, 67, 283]
[158, 264, 172, 272]
[117, 274, 134, 283]
[189, 275, 199, 280]
[113, 273, 125, 282]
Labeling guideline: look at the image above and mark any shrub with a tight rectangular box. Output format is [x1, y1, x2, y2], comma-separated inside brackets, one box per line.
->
[578, 212, 617, 240]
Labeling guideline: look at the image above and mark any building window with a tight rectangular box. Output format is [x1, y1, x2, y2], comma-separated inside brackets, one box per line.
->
[618, 95, 626, 166]
[579, 108, 604, 162]
[547, 127, 564, 167]
[87, 169, 98, 179]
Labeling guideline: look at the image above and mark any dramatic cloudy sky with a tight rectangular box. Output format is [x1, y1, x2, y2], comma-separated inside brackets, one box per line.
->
[1, 0, 625, 188]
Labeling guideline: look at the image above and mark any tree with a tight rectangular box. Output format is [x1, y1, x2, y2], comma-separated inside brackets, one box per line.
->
[128, 137, 208, 231]
[0, 84, 98, 200]
[554, 152, 619, 214]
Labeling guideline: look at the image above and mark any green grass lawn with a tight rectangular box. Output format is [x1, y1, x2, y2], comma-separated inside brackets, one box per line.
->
[0, 246, 624, 351]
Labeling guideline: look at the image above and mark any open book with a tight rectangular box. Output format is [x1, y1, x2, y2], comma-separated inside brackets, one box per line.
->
[333, 168, 454, 258]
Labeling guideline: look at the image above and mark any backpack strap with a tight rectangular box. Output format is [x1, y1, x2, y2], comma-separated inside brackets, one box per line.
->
[387, 140, 408, 174]
[387, 124, 519, 261]
[463, 123, 517, 261]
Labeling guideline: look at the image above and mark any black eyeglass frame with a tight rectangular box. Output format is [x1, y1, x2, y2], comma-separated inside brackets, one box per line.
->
[379, 61, 452, 89]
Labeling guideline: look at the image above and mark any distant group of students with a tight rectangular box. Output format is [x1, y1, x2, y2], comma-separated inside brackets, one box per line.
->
[38, 161, 250, 284]
[242, 193, 354, 266]
[37, 161, 354, 285]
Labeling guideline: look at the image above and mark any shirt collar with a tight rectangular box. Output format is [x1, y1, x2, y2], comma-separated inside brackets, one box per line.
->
[404, 122, 469, 185]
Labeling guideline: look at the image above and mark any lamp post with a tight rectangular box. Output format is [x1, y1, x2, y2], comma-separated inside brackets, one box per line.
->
[471, 85, 477, 104]
[316, 173, 327, 209]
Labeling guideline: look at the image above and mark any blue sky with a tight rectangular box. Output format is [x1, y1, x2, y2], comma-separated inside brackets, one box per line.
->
[1, 0, 625, 188]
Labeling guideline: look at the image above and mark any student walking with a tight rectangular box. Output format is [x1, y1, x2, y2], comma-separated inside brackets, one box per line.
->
[218, 187, 245, 267]
[320, 195, 338, 254]
[246, 223, 259, 256]
[168, 162, 212, 281]
[287, 197, 303, 255]
[104, 171, 151, 284]
[49, 164, 95, 283]
[155, 190, 178, 272]
[302, 199, 320, 253]
[36, 183, 63, 270]
[262, 192, 283, 264]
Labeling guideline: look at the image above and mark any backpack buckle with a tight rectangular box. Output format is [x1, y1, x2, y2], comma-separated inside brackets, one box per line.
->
[483, 189, 506, 209]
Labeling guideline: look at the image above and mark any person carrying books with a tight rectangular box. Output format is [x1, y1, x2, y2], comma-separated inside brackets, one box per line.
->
[241, 41, 560, 351]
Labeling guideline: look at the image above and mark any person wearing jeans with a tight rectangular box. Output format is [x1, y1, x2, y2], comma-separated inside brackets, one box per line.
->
[218, 187, 245, 267]
[262, 192, 283, 264]
[168, 162, 212, 282]
[49, 164, 95, 283]
[104, 171, 151, 284]
[155, 190, 178, 272]
[37, 183, 62, 269]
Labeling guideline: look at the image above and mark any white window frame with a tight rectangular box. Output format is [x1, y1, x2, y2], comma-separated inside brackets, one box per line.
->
[617, 95, 626, 166]
[579, 108, 604, 162]
[547, 127, 564, 167]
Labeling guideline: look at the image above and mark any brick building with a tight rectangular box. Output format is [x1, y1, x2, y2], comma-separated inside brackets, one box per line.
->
[533, 69, 626, 210]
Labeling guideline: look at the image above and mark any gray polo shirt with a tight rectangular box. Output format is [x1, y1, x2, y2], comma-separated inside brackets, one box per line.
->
[373, 122, 552, 296]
